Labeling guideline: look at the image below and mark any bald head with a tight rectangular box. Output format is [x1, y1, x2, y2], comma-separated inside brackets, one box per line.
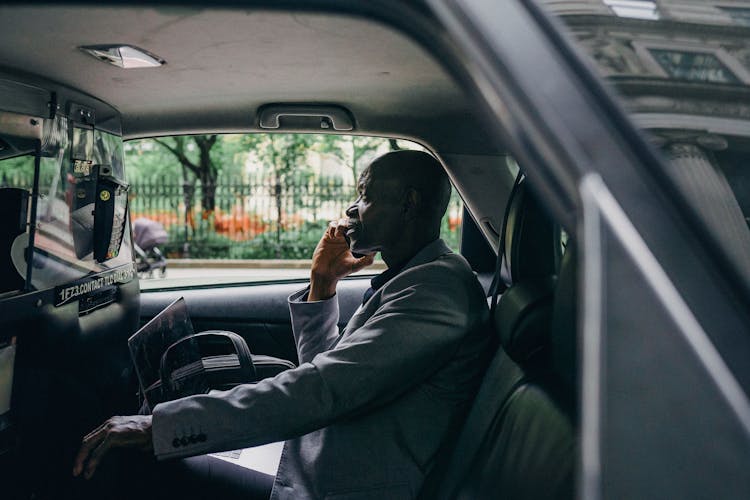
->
[364, 150, 451, 228]
[345, 150, 452, 264]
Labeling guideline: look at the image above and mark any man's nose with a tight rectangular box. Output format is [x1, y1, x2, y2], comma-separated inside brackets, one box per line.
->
[345, 202, 357, 218]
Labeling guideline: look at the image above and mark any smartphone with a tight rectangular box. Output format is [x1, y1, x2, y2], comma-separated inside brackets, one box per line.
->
[343, 232, 365, 259]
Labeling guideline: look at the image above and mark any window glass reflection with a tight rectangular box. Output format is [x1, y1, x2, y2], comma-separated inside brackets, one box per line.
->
[720, 7, 750, 27]
[648, 49, 741, 84]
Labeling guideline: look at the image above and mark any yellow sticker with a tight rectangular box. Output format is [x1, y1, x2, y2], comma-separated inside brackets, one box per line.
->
[99, 190, 111, 201]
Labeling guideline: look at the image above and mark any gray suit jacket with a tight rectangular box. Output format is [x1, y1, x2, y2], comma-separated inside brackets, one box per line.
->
[152, 239, 491, 499]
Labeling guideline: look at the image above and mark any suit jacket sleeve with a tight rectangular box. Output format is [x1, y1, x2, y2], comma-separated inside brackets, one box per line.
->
[151, 268, 476, 460]
[287, 287, 341, 364]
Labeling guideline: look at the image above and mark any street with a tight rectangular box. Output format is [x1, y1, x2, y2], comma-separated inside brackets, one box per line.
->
[138, 262, 384, 289]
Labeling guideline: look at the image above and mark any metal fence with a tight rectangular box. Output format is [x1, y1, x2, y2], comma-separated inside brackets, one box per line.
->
[130, 178, 463, 259]
[0, 171, 462, 259]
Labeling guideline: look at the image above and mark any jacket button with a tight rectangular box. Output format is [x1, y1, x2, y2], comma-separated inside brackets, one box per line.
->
[172, 438, 181, 448]
[197, 433, 207, 442]
[180, 437, 189, 446]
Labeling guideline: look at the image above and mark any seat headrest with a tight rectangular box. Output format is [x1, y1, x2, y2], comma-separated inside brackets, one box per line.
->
[495, 277, 556, 363]
[503, 180, 559, 285]
[495, 180, 560, 363]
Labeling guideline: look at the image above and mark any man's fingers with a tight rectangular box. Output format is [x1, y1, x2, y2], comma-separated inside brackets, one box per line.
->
[82, 420, 108, 442]
[73, 424, 107, 477]
[83, 434, 113, 480]
[73, 415, 153, 479]
[326, 220, 349, 241]
[334, 218, 349, 239]
[325, 223, 337, 239]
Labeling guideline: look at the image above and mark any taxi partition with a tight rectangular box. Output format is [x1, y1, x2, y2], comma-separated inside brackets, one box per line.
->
[0, 76, 140, 465]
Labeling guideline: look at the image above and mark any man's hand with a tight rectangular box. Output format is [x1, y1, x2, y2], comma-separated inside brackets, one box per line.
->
[309, 220, 374, 301]
[72, 415, 153, 480]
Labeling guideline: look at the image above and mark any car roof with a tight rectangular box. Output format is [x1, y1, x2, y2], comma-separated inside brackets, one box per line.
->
[0, 4, 497, 154]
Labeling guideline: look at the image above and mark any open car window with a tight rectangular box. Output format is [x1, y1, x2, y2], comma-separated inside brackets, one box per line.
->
[124, 133, 464, 289]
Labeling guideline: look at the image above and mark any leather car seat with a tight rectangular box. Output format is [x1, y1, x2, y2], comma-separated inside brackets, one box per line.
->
[419, 180, 577, 500]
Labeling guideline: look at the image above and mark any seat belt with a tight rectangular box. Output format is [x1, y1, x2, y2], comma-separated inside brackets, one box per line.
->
[488, 171, 524, 314]
[421, 351, 527, 500]
[417, 170, 524, 499]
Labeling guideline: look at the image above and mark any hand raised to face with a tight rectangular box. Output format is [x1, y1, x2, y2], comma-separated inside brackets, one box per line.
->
[72, 415, 154, 480]
[308, 219, 375, 301]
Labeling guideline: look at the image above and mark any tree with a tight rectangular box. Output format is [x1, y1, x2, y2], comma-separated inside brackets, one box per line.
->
[315, 136, 389, 193]
[243, 134, 317, 251]
[152, 135, 220, 220]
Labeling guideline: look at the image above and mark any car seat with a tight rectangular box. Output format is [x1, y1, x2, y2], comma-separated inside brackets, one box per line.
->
[419, 179, 577, 500]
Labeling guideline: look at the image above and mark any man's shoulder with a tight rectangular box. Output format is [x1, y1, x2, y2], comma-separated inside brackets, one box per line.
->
[373, 252, 488, 329]
[388, 252, 482, 295]
[408, 251, 473, 277]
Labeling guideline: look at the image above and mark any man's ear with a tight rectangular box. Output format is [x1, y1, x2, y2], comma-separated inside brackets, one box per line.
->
[403, 187, 421, 219]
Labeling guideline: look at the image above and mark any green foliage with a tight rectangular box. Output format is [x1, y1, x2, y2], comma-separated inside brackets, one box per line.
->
[313, 135, 391, 189]
[440, 203, 462, 251]
[124, 141, 181, 182]
[245, 134, 316, 181]
[0, 154, 35, 186]
[163, 221, 328, 259]
[2, 133, 462, 261]
[162, 208, 462, 260]
[126, 134, 247, 184]
[228, 221, 327, 259]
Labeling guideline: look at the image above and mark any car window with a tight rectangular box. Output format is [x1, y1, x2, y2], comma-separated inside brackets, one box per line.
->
[124, 134, 464, 289]
[542, 0, 750, 265]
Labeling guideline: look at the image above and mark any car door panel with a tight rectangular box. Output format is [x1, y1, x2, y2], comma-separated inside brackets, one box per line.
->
[138, 277, 373, 364]
[430, 0, 750, 497]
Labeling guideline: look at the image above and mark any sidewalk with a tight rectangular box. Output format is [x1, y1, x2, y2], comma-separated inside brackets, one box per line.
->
[167, 259, 388, 270]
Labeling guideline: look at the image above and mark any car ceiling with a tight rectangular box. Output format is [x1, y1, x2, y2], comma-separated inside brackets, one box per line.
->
[0, 5, 497, 154]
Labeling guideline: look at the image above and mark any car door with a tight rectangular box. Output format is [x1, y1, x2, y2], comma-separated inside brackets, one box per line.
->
[426, 0, 750, 498]
[138, 278, 371, 365]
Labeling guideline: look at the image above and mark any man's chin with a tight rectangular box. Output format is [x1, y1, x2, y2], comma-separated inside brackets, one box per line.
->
[348, 235, 378, 256]
[349, 243, 374, 256]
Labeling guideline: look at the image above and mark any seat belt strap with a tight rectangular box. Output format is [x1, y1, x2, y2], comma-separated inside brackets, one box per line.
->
[488, 171, 524, 314]
[417, 350, 526, 499]
[418, 170, 524, 499]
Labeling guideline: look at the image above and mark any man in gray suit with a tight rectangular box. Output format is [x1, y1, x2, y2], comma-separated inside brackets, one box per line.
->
[74, 150, 491, 499]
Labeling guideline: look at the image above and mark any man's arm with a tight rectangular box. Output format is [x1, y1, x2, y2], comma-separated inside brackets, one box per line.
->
[73, 221, 373, 479]
[289, 220, 373, 363]
[74, 265, 478, 471]
[288, 288, 340, 364]
[149, 270, 477, 460]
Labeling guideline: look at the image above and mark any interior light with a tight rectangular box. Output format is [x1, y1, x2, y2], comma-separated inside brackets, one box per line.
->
[79, 45, 165, 69]
[603, 0, 660, 20]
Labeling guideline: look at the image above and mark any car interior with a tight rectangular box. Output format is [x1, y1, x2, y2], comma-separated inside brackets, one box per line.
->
[6, 1, 747, 498]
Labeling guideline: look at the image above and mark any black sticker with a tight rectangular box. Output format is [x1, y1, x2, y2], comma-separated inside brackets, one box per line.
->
[54, 263, 135, 307]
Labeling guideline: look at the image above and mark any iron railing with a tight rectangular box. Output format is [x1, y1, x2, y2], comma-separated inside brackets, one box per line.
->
[1, 172, 463, 259]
